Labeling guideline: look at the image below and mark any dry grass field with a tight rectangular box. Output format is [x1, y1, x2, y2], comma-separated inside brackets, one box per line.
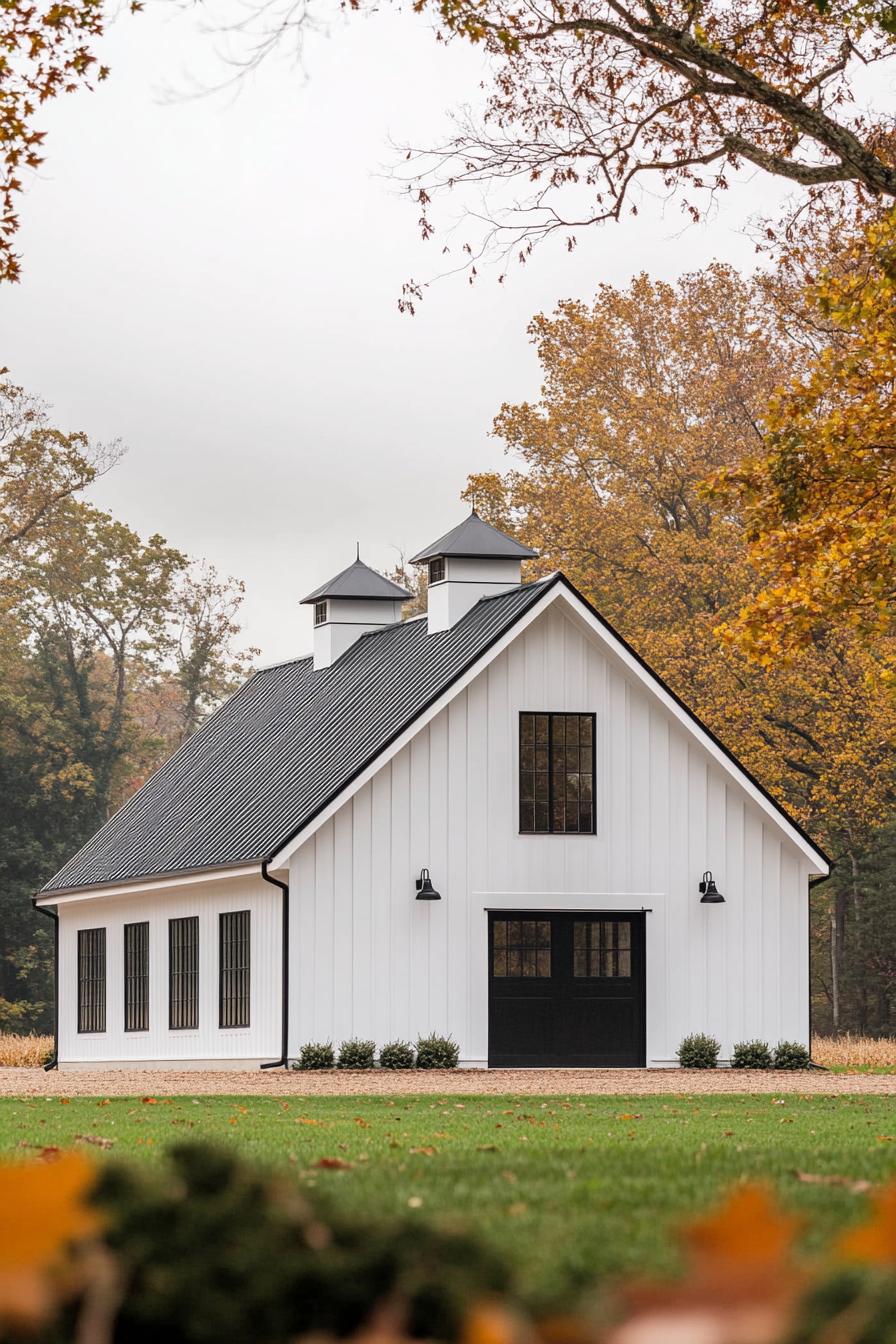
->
[0, 1033, 52, 1067]
[811, 1033, 896, 1070]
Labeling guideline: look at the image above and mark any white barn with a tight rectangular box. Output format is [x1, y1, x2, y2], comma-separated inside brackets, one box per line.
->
[36, 512, 830, 1071]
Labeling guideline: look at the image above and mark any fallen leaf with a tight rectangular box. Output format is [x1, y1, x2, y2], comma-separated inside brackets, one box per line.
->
[73, 1135, 115, 1150]
[410, 1146, 437, 1157]
[313, 1157, 353, 1171]
[795, 1171, 872, 1194]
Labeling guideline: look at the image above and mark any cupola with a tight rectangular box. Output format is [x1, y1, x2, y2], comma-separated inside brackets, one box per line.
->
[410, 511, 537, 632]
[301, 556, 411, 669]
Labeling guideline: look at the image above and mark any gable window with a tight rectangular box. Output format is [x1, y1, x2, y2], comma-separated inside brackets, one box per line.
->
[169, 916, 199, 1030]
[219, 910, 251, 1028]
[428, 557, 445, 585]
[124, 921, 149, 1032]
[519, 712, 595, 834]
[78, 928, 106, 1033]
[314, 600, 327, 627]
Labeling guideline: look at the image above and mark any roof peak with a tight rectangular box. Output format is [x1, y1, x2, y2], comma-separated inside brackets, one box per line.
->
[301, 556, 411, 605]
[409, 510, 538, 565]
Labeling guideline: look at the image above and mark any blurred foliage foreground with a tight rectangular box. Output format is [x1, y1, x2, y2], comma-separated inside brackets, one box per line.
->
[4, 1142, 896, 1344]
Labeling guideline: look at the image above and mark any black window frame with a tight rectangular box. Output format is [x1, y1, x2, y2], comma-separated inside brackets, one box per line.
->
[123, 920, 149, 1032]
[313, 600, 327, 627]
[219, 910, 251, 1029]
[168, 916, 199, 1030]
[518, 711, 596, 835]
[428, 557, 445, 585]
[77, 927, 106, 1034]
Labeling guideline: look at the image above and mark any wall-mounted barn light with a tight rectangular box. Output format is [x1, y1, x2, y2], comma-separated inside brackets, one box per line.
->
[699, 871, 725, 903]
[415, 868, 441, 901]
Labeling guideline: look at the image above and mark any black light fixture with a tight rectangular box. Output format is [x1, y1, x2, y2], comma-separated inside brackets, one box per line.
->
[699, 871, 725, 903]
[415, 868, 441, 901]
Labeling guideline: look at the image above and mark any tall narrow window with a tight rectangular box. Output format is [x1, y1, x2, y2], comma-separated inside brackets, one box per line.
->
[519, 713, 595, 834]
[78, 928, 106, 1033]
[428, 557, 445, 585]
[219, 910, 251, 1028]
[169, 916, 199, 1030]
[124, 921, 149, 1032]
[314, 600, 327, 626]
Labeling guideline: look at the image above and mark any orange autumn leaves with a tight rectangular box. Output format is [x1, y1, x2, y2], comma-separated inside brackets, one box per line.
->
[0, 1151, 100, 1328]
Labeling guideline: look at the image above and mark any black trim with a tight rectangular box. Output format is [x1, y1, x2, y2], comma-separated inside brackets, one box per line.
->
[77, 927, 106, 1034]
[259, 862, 290, 1069]
[34, 902, 58, 1070]
[168, 916, 199, 1030]
[123, 920, 149, 1032]
[266, 572, 829, 871]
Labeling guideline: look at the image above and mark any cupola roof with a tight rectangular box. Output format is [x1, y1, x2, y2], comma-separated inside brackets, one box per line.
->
[301, 558, 411, 605]
[409, 510, 538, 565]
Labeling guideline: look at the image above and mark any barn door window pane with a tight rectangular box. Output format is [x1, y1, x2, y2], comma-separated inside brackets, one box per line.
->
[169, 916, 199, 1030]
[573, 920, 632, 978]
[519, 713, 595, 834]
[124, 921, 149, 1032]
[78, 928, 106, 1033]
[219, 911, 251, 1028]
[492, 919, 551, 977]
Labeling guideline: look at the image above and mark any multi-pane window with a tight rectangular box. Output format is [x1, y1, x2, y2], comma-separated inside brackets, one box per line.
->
[169, 916, 199, 1030]
[314, 600, 327, 627]
[519, 713, 595, 834]
[428, 557, 445, 585]
[219, 910, 251, 1028]
[492, 919, 551, 978]
[124, 921, 149, 1032]
[573, 920, 631, 978]
[77, 928, 106, 1033]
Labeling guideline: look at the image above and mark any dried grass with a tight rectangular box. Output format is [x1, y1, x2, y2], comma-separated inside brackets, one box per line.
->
[0, 1033, 53, 1067]
[812, 1033, 896, 1069]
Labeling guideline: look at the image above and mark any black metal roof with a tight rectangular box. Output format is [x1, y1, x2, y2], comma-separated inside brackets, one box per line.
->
[410, 511, 538, 564]
[301, 558, 411, 604]
[41, 577, 554, 894]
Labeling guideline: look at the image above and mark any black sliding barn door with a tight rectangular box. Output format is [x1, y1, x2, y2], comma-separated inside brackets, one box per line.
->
[488, 912, 646, 1067]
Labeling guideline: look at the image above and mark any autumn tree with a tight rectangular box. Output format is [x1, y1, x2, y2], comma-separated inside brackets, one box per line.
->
[0, 379, 252, 1029]
[466, 263, 895, 1030]
[715, 204, 896, 669]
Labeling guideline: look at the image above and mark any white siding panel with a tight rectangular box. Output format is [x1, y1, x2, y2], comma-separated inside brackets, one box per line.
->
[57, 873, 281, 1064]
[280, 603, 811, 1067]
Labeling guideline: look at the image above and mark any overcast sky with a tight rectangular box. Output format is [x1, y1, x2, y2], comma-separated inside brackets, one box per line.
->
[3, 0, 798, 664]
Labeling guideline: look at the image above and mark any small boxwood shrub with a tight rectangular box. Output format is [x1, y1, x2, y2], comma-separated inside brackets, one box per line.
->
[379, 1039, 416, 1069]
[295, 1041, 335, 1070]
[731, 1039, 773, 1070]
[415, 1033, 460, 1070]
[677, 1032, 720, 1069]
[773, 1039, 812, 1070]
[337, 1038, 375, 1069]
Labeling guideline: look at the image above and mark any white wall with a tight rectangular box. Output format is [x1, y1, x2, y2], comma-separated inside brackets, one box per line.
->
[57, 872, 281, 1066]
[288, 602, 810, 1065]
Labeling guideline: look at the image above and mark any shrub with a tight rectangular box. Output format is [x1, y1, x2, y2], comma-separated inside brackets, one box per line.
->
[677, 1032, 720, 1069]
[294, 1041, 335, 1070]
[731, 1039, 773, 1070]
[85, 1143, 511, 1342]
[379, 1039, 416, 1069]
[0, 1033, 53, 1067]
[415, 1033, 460, 1069]
[773, 1039, 812, 1070]
[337, 1038, 375, 1070]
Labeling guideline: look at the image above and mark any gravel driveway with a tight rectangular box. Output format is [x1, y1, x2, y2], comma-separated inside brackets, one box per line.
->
[0, 1067, 893, 1097]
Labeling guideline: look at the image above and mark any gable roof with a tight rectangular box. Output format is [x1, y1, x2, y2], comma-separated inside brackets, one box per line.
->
[301, 558, 411, 604]
[40, 577, 553, 895]
[39, 570, 830, 898]
[410, 511, 538, 564]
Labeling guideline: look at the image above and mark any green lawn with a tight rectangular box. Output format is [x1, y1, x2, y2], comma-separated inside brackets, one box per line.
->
[3, 1092, 896, 1307]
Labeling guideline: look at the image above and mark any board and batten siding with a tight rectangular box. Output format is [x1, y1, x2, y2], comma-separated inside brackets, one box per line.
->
[57, 873, 281, 1067]
[288, 602, 811, 1066]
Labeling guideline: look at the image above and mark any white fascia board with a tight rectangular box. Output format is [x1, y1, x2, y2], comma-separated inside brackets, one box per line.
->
[271, 579, 829, 876]
[34, 863, 260, 908]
